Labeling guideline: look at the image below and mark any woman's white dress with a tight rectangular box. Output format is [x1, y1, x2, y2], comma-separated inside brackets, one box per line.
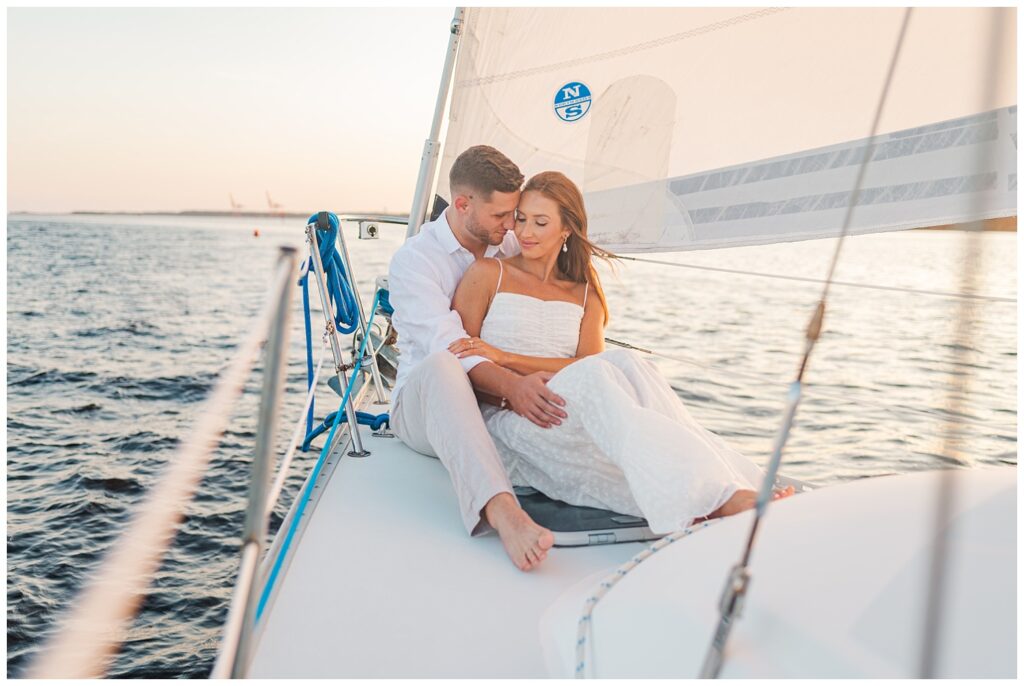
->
[480, 275, 765, 534]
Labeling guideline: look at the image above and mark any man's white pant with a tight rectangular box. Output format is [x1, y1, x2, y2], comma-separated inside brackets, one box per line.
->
[390, 350, 514, 535]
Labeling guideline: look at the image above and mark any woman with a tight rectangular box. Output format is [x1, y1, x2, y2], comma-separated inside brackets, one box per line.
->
[449, 172, 792, 533]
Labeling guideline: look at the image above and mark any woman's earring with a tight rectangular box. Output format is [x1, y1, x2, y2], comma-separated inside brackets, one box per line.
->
[562, 237, 569, 253]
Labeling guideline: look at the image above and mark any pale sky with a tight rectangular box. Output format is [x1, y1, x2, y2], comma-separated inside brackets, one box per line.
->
[7, 7, 454, 213]
[7, 7, 1015, 215]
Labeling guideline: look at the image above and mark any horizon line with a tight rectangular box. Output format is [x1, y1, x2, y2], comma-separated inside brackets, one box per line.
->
[8, 209, 412, 220]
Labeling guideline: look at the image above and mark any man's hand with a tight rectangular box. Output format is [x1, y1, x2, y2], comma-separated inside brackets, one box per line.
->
[505, 371, 567, 428]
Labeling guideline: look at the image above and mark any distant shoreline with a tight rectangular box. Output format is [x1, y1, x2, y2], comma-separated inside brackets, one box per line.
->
[8, 209, 412, 223]
[72, 210, 409, 220]
[6, 211, 1016, 231]
[73, 210, 314, 219]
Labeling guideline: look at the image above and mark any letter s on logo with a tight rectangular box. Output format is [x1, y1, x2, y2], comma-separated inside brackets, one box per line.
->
[565, 105, 583, 119]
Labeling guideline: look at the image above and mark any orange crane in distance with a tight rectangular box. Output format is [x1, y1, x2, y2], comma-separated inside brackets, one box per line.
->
[266, 191, 284, 218]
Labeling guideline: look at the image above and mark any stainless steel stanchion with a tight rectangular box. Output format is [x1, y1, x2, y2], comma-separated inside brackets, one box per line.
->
[335, 218, 387, 402]
[229, 246, 296, 677]
[305, 220, 370, 457]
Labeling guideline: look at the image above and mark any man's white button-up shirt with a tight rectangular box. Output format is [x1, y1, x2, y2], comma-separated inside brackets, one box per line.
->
[387, 210, 520, 402]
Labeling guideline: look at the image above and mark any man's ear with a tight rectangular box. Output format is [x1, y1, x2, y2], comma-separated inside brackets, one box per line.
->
[452, 192, 471, 214]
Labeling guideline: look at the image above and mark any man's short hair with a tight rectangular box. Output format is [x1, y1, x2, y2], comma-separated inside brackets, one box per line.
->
[449, 145, 524, 198]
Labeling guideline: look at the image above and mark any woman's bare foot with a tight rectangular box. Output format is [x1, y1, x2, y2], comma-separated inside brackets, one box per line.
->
[704, 485, 797, 520]
[773, 484, 796, 501]
[484, 493, 555, 571]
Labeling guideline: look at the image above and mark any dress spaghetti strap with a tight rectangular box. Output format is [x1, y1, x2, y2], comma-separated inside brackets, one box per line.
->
[494, 259, 505, 297]
[582, 281, 589, 309]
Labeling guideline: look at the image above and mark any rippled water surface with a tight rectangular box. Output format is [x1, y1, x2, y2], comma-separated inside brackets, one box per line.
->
[6, 214, 1017, 676]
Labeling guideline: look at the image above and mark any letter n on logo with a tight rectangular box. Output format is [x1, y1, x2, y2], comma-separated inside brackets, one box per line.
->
[561, 85, 581, 100]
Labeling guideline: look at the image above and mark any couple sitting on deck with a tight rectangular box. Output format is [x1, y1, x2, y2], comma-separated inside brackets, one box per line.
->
[387, 146, 793, 571]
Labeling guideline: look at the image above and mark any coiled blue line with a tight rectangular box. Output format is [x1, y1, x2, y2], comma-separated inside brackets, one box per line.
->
[255, 291, 382, 622]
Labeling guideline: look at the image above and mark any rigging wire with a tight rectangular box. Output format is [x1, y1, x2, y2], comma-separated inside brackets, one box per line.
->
[699, 8, 915, 678]
[265, 337, 329, 519]
[617, 255, 1016, 304]
[605, 338, 1014, 436]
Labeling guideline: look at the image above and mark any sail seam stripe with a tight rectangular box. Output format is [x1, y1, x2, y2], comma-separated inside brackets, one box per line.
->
[458, 7, 788, 88]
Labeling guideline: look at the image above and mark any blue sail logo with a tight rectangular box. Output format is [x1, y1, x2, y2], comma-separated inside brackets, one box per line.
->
[554, 81, 592, 122]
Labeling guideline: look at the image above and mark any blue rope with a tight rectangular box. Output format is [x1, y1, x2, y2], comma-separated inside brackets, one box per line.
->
[298, 211, 362, 445]
[302, 212, 359, 335]
[256, 291, 383, 623]
[301, 410, 390, 451]
[377, 288, 394, 317]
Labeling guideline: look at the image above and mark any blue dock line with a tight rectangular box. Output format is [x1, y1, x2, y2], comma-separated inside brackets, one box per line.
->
[301, 410, 390, 451]
[255, 290, 383, 622]
[298, 212, 360, 441]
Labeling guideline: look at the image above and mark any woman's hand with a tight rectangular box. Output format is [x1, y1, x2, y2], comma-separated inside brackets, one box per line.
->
[448, 337, 507, 366]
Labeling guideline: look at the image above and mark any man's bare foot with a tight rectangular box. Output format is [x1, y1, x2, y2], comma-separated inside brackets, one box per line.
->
[704, 485, 797, 519]
[484, 492, 555, 571]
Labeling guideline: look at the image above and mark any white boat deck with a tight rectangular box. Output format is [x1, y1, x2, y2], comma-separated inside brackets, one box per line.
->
[244, 383, 1016, 678]
[248, 394, 648, 678]
[542, 467, 1016, 678]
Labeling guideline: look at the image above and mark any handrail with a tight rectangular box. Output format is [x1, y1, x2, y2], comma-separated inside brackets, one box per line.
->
[27, 247, 298, 679]
[210, 543, 260, 677]
[215, 246, 297, 678]
[210, 221, 387, 677]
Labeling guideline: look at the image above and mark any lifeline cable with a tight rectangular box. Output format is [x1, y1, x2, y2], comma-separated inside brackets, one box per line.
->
[617, 255, 1016, 304]
[698, 8, 914, 678]
[265, 337, 329, 519]
[255, 290, 384, 622]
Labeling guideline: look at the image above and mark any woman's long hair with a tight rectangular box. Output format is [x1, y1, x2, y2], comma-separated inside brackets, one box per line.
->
[522, 171, 617, 324]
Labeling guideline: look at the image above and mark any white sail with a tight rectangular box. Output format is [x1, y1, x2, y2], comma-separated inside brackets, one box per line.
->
[437, 7, 1016, 252]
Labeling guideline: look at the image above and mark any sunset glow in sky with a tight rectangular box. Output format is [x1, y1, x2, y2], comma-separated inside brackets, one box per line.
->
[8, 7, 454, 214]
[8, 7, 1016, 217]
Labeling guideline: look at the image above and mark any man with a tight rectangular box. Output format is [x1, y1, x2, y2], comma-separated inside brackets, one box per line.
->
[387, 146, 565, 571]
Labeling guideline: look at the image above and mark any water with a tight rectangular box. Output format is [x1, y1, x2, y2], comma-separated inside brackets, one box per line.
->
[6, 214, 1017, 677]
